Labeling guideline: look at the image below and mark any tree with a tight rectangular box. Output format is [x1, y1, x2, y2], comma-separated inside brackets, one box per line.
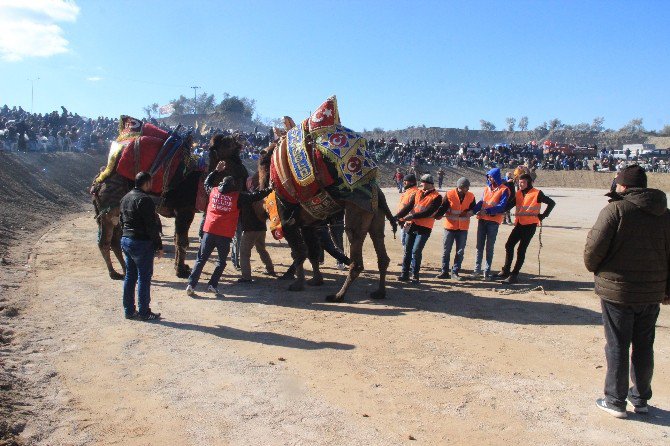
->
[480, 119, 496, 131]
[534, 121, 548, 132]
[620, 118, 645, 133]
[196, 93, 216, 114]
[142, 103, 160, 119]
[518, 116, 529, 131]
[464, 125, 469, 131]
[660, 124, 670, 136]
[548, 118, 563, 131]
[171, 95, 191, 115]
[505, 117, 516, 131]
[574, 122, 591, 132]
[591, 116, 605, 132]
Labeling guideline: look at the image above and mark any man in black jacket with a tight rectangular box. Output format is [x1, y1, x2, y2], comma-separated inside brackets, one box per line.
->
[119, 171, 163, 321]
[584, 165, 670, 418]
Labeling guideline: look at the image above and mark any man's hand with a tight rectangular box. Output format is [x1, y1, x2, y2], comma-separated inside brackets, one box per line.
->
[216, 161, 226, 172]
[663, 295, 669, 305]
[156, 249, 164, 259]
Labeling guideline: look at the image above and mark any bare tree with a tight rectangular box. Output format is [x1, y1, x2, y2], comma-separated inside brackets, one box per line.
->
[505, 117, 516, 131]
[518, 116, 529, 131]
[480, 119, 496, 131]
[591, 116, 605, 132]
[548, 118, 563, 131]
[620, 118, 645, 133]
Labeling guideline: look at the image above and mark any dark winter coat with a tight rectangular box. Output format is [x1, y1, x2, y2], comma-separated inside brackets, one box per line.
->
[584, 188, 670, 305]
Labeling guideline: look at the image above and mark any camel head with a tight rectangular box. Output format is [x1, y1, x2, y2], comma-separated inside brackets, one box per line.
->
[257, 143, 276, 189]
[208, 133, 242, 173]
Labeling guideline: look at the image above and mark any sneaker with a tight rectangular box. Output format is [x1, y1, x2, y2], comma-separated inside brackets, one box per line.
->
[124, 311, 139, 320]
[502, 274, 518, 284]
[596, 398, 627, 418]
[411, 276, 420, 284]
[626, 398, 648, 414]
[483, 271, 491, 281]
[435, 272, 450, 279]
[186, 284, 195, 296]
[452, 272, 463, 281]
[470, 270, 483, 279]
[336, 262, 346, 270]
[139, 311, 162, 321]
[207, 285, 220, 294]
[397, 274, 410, 282]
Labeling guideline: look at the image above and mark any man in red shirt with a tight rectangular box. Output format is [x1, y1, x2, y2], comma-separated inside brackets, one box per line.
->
[186, 161, 271, 296]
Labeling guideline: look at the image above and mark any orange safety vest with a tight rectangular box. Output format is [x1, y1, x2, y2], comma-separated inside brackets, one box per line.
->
[398, 186, 418, 212]
[264, 191, 284, 240]
[203, 189, 240, 238]
[411, 188, 441, 229]
[515, 187, 541, 226]
[443, 189, 475, 231]
[477, 184, 510, 225]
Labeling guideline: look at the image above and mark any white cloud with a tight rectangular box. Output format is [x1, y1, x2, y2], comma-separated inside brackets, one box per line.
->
[0, 0, 80, 62]
[86, 76, 102, 82]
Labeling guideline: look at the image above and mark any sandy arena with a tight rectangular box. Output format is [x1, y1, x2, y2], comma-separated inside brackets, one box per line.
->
[2, 181, 669, 445]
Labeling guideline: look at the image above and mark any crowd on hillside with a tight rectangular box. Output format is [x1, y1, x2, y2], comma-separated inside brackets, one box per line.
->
[367, 138, 670, 173]
[0, 105, 272, 158]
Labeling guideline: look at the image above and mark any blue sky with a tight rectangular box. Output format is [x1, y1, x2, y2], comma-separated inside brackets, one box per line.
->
[1, 0, 668, 132]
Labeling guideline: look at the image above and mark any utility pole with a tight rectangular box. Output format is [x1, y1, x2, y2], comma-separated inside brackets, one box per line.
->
[190, 86, 199, 114]
[29, 77, 40, 113]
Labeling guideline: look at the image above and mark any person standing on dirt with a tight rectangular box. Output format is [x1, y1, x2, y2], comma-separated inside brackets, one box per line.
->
[493, 173, 555, 284]
[186, 161, 271, 296]
[393, 168, 404, 192]
[471, 168, 510, 280]
[584, 165, 670, 418]
[434, 177, 476, 281]
[397, 174, 419, 250]
[119, 171, 163, 321]
[437, 168, 445, 190]
[395, 174, 442, 283]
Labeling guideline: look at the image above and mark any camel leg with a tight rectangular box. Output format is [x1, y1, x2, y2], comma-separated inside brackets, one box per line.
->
[174, 208, 194, 278]
[303, 226, 324, 286]
[281, 222, 307, 291]
[326, 207, 373, 302]
[368, 209, 390, 299]
[98, 211, 124, 280]
[111, 221, 126, 276]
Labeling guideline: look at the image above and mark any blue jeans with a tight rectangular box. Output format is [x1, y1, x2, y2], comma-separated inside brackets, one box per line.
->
[401, 230, 431, 278]
[474, 220, 500, 274]
[188, 232, 232, 288]
[121, 237, 155, 317]
[442, 229, 468, 274]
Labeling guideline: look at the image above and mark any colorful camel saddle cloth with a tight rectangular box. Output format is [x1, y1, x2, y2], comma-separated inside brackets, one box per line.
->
[270, 96, 378, 214]
[95, 116, 186, 196]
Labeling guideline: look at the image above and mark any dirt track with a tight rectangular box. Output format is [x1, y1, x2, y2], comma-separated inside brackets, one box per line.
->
[2, 179, 669, 445]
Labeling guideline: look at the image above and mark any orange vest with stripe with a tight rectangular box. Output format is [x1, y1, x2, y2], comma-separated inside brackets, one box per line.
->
[203, 189, 240, 238]
[398, 186, 418, 212]
[515, 188, 541, 226]
[443, 189, 475, 231]
[412, 189, 441, 229]
[478, 185, 509, 225]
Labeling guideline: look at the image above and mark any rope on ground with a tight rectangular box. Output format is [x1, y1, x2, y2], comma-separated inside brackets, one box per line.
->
[496, 285, 546, 295]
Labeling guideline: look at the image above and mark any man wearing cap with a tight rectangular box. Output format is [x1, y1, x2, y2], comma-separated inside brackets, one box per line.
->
[584, 165, 670, 418]
[186, 161, 271, 297]
[494, 173, 555, 284]
[397, 174, 419, 249]
[395, 174, 442, 283]
[471, 168, 511, 280]
[434, 177, 476, 281]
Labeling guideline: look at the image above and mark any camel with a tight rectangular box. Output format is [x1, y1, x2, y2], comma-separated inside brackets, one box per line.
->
[92, 130, 247, 279]
[257, 111, 396, 302]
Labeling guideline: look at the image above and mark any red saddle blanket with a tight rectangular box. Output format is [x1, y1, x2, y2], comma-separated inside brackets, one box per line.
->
[116, 133, 182, 195]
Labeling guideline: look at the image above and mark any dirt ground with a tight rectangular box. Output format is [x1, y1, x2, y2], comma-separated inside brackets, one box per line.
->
[1, 180, 669, 445]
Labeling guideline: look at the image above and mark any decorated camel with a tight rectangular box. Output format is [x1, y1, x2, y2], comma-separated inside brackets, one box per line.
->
[92, 116, 247, 278]
[257, 96, 396, 302]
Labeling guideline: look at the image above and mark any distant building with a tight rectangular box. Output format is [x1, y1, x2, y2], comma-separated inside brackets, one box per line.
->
[622, 143, 655, 155]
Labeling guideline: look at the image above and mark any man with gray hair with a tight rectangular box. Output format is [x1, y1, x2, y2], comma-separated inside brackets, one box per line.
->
[434, 177, 476, 281]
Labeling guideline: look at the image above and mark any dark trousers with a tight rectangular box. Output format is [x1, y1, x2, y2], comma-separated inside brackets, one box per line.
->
[401, 229, 431, 278]
[121, 237, 154, 317]
[601, 299, 660, 408]
[502, 223, 537, 275]
[188, 232, 232, 288]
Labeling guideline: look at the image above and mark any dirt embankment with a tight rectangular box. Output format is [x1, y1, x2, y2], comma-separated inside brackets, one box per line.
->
[0, 152, 107, 258]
